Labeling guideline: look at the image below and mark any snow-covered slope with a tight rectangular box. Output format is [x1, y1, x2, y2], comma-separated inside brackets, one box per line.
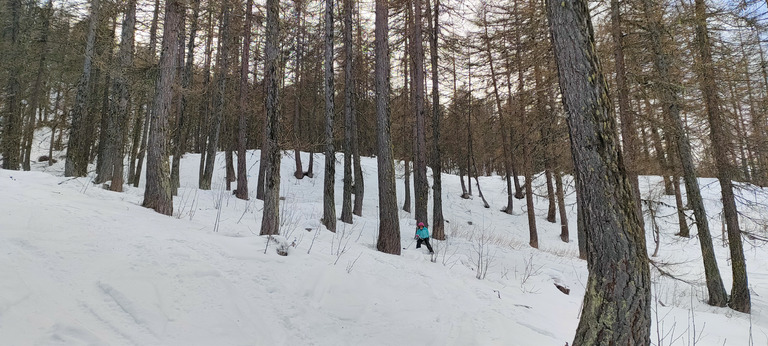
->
[1, 139, 766, 345]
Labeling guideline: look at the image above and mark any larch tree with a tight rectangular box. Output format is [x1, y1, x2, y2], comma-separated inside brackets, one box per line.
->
[426, 0, 445, 240]
[412, 0, 429, 226]
[546, 0, 651, 342]
[200, 0, 234, 190]
[261, 0, 282, 235]
[235, 0, 254, 200]
[143, 0, 184, 216]
[65, 0, 100, 177]
[106, 0, 137, 192]
[692, 0, 750, 313]
[375, 0, 401, 254]
[639, 0, 728, 306]
[171, 0, 201, 196]
[340, 0, 355, 224]
[322, 0, 338, 232]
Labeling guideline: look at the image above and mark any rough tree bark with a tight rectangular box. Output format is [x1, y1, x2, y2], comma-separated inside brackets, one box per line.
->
[340, 0, 355, 224]
[547, 0, 651, 341]
[107, 0, 137, 192]
[412, 0, 429, 225]
[425, 0, 444, 240]
[143, 0, 183, 216]
[375, 0, 401, 254]
[65, 0, 100, 177]
[261, 0, 282, 235]
[322, 0, 337, 232]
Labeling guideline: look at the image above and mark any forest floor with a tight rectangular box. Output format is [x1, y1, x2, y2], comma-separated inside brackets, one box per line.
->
[1, 129, 767, 345]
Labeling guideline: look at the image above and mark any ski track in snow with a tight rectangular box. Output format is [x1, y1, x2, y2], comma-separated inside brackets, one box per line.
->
[1, 136, 767, 345]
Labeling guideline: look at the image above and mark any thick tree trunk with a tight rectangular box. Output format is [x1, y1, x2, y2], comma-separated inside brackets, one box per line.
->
[261, 0, 282, 235]
[65, 0, 100, 177]
[545, 170, 556, 223]
[547, 0, 651, 342]
[322, 0, 337, 232]
[375, 0, 401, 254]
[143, 0, 183, 216]
[693, 0, 750, 313]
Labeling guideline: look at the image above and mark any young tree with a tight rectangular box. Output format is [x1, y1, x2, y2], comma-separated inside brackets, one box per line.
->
[235, 0, 254, 200]
[375, 0, 401, 254]
[143, 0, 184, 216]
[261, 0, 282, 235]
[547, 0, 651, 342]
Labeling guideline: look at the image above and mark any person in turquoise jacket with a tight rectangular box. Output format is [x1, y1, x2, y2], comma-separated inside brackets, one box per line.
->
[415, 222, 434, 254]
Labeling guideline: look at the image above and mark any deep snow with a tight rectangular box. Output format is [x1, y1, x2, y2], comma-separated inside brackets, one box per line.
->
[1, 131, 767, 345]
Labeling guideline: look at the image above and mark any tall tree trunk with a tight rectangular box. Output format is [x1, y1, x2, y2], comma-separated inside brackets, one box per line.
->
[1, 0, 22, 170]
[375, 0, 401, 254]
[261, 0, 282, 235]
[293, 0, 305, 180]
[547, 0, 651, 341]
[322, 0, 337, 232]
[143, 0, 183, 216]
[200, 2, 233, 190]
[172, 0, 200, 195]
[641, 0, 728, 306]
[234, 0, 253, 200]
[21, 0, 54, 171]
[412, 0, 429, 226]
[132, 0, 161, 187]
[610, 0, 644, 227]
[643, 0, 728, 306]
[425, 0, 444, 239]
[340, 0, 355, 224]
[481, 9, 514, 215]
[351, 4, 364, 216]
[515, 0, 537, 248]
[692, 0, 750, 313]
[106, 0, 137, 192]
[95, 17, 118, 185]
[65, 0, 100, 177]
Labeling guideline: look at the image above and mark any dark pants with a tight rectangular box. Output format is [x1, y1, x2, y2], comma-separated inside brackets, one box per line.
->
[416, 237, 434, 253]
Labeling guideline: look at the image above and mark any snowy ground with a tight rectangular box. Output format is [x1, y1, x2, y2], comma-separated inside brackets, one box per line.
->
[1, 130, 767, 345]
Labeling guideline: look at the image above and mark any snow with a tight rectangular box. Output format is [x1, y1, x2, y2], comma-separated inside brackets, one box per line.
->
[1, 132, 767, 345]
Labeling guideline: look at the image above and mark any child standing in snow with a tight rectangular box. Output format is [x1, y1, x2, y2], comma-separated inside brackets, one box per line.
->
[415, 222, 434, 254]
